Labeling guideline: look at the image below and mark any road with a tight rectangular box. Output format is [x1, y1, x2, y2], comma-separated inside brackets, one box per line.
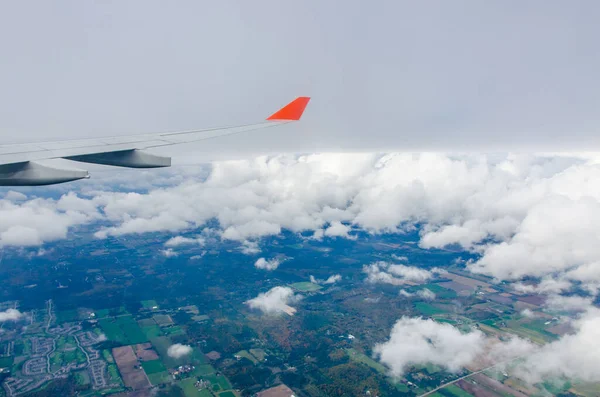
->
[418, 358, 522, 397]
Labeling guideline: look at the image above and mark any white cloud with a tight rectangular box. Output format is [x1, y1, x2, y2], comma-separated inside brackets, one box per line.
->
[363, 261, 442, 286]
[240, 240, 260, 255]
[417, 288, 436, 300]
[310, 274, 342, 285]
[245, 286, 301, 315]
[254, 257, 281, 271]
[161, 248, 178, 258]
[0, 194, 99, 247]
[0, 309, 23, 322]
[374, 317, 486, 376]
[167, 343, 192, 359]
[323, 274, 342, 284]
[4, 152, 600, 296]
[512, 277, 572, 295]
[521, 308, 535, 318]
[3, 191, 26, 201]
[398, 288, 435, 300]
[376, 308, 600, 385]
[324, 221, 354, 239]
[164, 235, 204, 247]
[546, 295, 594, 312]
[516, 309, 600, 383]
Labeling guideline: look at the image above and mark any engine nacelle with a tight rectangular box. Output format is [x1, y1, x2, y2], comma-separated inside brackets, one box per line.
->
[66, 149, 171, 168]
[0, 162, 89, 186]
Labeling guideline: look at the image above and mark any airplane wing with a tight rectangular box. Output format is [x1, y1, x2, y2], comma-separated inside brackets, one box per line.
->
[0, 97, 310, 186]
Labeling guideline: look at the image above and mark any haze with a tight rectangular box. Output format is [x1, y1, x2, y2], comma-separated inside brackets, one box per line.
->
[1, 1, 600, 155]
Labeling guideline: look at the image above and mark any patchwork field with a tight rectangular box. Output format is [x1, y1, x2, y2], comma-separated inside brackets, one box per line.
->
[141, 300, 159, 309]
[346, 348, 386, 374]
[100, 315, 148, 345]
[112, 345, 150, 390]
[415, 302, 447, 316]
[142, 359, 170, 385]
[289, 282, 322, 292]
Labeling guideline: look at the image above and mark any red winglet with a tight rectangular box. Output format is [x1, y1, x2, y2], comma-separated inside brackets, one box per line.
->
[266, 97, 311, 121]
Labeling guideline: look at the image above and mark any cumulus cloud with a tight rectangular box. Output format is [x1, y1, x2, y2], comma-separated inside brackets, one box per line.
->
[512, 278, 572, 295]
[546, 295, 594, 312]
[240, 240, 260, 255]
[310, 274, 342, 285]
[324, 221, 354, 239]
[0, 193, 99, 247]
[376, 308, 600, 385]
[245, 286, 301, 315]
[4, 152, 600, 296]
[3, 191, 26, 201]
[398, 288, 436, 300]
[374, 317, 486, 376]
[363, 261, 443, 286]
[417, 288, 436, 300]
[161, 249, 178, 258]
[164, 235, 205, 247]
[516, 308, 600, 383]
[167, 343, 192, 359]
[0, 309, 23, 322]
[254, 257, 281, 271]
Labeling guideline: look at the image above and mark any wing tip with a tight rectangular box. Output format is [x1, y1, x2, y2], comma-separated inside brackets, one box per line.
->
[266, 96, 311, 121]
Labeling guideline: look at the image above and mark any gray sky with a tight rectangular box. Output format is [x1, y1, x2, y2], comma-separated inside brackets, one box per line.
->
[1, 1, 600, 155]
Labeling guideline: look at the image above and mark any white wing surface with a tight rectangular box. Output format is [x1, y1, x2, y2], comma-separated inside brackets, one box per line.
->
[0, 97, 310, 186]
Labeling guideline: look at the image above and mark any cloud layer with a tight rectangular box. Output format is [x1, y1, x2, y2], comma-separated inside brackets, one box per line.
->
[3, 152, 600, 298]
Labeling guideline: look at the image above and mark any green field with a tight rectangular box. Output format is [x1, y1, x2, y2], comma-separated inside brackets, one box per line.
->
[289, 282, 322, 292]
[147, 370, 172, 385]
[142, 359, 167, 374]
[138, 318, 157, 327]
[151, 336, 207, 368]
[413, 284, 457, 299]
[235, 350, 258, 364]
[141, 300, 159, 309]
[73, 370, 90, 386]
[194, 364, 215, 376]
[107, 363, 123, 385]
[178, 378, 213, 397]
[205, 373, 232, 391]
[219, 392, 236, 397]
[0, 356, 14, 368]
[141, 324, 163, 339]
[415, 302, 446, 316]
[102, 349, 114, 363]
[164, 325, 184, 336]
[346, 348, 387, 374]
[249, 348, 266, 362]
[99, 315, 148, 345]
[153, 314, 174, 326]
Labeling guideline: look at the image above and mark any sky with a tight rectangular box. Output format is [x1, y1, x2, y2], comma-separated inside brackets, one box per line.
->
[1, 1, 600, 155]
